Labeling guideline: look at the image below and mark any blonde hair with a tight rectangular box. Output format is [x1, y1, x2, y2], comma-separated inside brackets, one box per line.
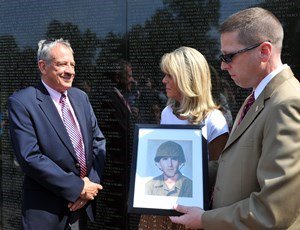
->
[160, 46, 217, 124]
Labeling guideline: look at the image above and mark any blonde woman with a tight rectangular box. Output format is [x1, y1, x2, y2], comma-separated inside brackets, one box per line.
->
[139, 47, 229, 229]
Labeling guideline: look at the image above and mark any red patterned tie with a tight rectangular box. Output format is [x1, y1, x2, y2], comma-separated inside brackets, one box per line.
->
[60, 94, 87, 177]
[238, 92, 255, 125]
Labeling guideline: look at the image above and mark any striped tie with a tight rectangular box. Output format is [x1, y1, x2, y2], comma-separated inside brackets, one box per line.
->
[60, 94, 87, 178]
[238, 91, 255, 125]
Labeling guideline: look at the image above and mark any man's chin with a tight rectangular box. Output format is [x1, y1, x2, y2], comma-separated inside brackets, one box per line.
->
[165, 173, 177, 178]
[59, 84, 72, 92]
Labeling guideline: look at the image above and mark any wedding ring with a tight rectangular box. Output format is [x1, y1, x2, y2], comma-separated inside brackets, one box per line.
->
[80, 201, 83, 205]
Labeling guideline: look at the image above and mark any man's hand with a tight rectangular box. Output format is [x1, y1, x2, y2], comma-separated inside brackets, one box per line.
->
[68, 198, 88, 212]
[80, 177, 102, 200]
[169, 204, 205, 229]
[68, 177, 103, 211]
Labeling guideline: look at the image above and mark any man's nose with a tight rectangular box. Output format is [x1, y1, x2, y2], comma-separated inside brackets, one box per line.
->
[65, 64, 75, 75]
[167, 158, 172, 166]
[221, 61, 230, 71]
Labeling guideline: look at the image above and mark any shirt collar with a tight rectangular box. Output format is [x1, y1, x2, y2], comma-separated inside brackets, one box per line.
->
[155, 173, 184, 190]
[254, 64, 288, 99]
[41, 80, 67, 103]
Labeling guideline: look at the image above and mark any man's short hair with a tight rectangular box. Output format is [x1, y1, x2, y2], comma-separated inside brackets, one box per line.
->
[37, 38, 73, 64]
[220, 7, 284, 50]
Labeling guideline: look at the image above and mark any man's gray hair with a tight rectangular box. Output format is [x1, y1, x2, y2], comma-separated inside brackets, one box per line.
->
[37, 38, 73, 64]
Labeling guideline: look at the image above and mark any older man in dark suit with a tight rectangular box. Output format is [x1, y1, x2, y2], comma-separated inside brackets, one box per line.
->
[8, 38, 106, 229]
[170, 7, 300, 229]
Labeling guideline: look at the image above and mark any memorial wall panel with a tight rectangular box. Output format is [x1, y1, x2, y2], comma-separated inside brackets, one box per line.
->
[0, 0, 298, 229]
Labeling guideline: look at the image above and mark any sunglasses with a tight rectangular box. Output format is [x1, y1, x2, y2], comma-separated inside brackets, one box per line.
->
[219, 41, 267, 64]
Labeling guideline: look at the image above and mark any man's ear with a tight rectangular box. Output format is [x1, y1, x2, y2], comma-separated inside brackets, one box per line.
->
[38, 60, 47, 75]
[260, 42, 272, 62]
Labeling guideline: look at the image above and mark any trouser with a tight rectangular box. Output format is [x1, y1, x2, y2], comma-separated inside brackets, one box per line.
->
[65, 209, 87, 230]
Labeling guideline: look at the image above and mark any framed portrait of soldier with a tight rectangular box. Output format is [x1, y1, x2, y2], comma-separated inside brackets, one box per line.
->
[128, 124, 208, 216]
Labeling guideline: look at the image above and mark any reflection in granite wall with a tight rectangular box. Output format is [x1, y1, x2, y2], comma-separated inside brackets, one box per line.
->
[0, 0, 299, 229]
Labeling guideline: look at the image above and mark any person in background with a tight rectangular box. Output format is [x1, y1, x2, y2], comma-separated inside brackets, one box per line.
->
[105, 60, 140, 129]
[145, 141, 192, 198]
[137, 76, 167, 124]
[8, 38, 106, 230]
[139, 46, 229, 229]
[170, 7, 300, 229]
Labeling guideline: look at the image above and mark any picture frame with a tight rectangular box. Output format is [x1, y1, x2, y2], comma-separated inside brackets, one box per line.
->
[128, 124, 208, 216]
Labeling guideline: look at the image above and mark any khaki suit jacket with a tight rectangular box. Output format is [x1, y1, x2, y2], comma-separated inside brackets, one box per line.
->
[203, 67, 300, 229]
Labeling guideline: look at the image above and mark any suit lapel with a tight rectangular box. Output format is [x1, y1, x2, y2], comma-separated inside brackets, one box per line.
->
[36, 83, 77, 159]
[223, 67, 294, 151]
[224, 96, 264, 150]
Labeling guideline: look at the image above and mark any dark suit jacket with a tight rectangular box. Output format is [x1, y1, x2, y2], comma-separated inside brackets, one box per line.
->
[203, 67, 300, 229]
[8, 82, 106, 229]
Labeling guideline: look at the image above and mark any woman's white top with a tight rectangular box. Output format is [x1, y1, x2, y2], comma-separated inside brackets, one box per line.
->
[160, 105, 228, 143]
